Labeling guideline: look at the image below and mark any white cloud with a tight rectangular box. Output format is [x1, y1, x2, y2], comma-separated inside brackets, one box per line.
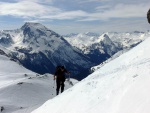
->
[105, 3, 149, 18]
[0, 1, 61, 18]
[15, 0, 53, 4]
[78, 0, 110, 4]
[0, 1, 149, 22]
[24, 19, 46, 23]
[41, 10, 88, 20]
[79, 3, 150, 21]
[95, 5, 111, 11]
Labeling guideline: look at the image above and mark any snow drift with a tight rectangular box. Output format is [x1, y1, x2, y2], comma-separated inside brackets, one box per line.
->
[32, 36, 150, 113]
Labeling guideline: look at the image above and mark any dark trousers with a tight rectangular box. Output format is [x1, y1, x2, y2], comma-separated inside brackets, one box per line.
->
[56, 78, 65, 95]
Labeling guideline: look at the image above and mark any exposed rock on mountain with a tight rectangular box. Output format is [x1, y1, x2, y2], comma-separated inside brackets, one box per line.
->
[147, 9, 150, 24]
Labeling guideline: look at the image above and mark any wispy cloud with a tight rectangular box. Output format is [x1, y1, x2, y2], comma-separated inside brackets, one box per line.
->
[95, 5, 111, 11]
[15, 0, 53, 4]
[79, 3, 150, 21]
[0, 0, 149, 22]
[41, 10, 88, 20]
[24, 19, 46, 23]
[78, 0, 110, 4]
[0, 1, 61, 18]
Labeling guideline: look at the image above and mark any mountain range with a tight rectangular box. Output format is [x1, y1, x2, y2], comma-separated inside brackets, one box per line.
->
[0, 22, 150, 113]
[0, 23, 95, 80]
[0, 23, 149, 80]
[64, 31, 149, 64]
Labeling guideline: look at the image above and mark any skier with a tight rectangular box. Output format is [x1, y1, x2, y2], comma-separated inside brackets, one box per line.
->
[54, 66, 70, 95]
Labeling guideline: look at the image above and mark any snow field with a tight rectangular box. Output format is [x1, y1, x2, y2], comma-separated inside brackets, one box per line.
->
[33, 37, 150, 113]
[0, 55, 77, 113]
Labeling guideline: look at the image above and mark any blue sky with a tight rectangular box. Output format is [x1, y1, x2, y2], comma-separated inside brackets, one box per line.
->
[0, 0, 150, 35]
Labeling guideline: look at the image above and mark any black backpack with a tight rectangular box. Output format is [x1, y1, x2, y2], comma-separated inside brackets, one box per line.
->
[55, 66, 66, 81]
[55, 66, 62, 73]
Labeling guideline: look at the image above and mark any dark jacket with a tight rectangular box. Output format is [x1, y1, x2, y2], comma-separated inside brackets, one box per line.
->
[55, 66, 69, 81]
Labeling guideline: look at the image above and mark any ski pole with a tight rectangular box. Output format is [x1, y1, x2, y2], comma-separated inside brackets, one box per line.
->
[68, 74, 70, 82]
[53, 79, 55, 88]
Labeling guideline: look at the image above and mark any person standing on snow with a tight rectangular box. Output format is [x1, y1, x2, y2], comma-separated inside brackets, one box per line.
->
[54, 66, 70, 95]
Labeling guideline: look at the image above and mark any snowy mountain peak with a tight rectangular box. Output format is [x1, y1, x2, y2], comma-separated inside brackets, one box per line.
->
[21, 22, 47, 30]
[20, 22, 62, 46]
[97, 33, 119, 56]
[98, 34, 111, 43]
[84, 32, 99, 36]
[21, 22, 60, 38]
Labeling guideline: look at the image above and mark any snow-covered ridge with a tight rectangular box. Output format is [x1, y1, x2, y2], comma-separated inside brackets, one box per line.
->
[64, 32, 101, 48]
[64, 31, 150, 65]
[105, 31, 149, 49]
[0, 54, 78, 113]
[64, 31, 150, 53]
[32, 35, 150, 113]
[0, 23, 67, 53]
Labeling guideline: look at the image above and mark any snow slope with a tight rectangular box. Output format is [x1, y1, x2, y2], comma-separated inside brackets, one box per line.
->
[0, 55, 77, 113]
[33, 36, 150, 113]
[91, 48, 130, 72]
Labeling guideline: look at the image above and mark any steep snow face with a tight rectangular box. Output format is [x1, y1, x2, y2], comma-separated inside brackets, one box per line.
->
[0, 54, 78, 113]
[0, 23, 95, 80]
[98, 34, 119, 55]
[32, 36, 150, 113]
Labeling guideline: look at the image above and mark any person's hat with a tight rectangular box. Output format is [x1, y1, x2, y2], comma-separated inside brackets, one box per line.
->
[61, 66, 65, 69]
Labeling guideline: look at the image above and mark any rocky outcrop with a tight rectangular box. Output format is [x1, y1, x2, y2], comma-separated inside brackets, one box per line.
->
[147, 9, 150, 24]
